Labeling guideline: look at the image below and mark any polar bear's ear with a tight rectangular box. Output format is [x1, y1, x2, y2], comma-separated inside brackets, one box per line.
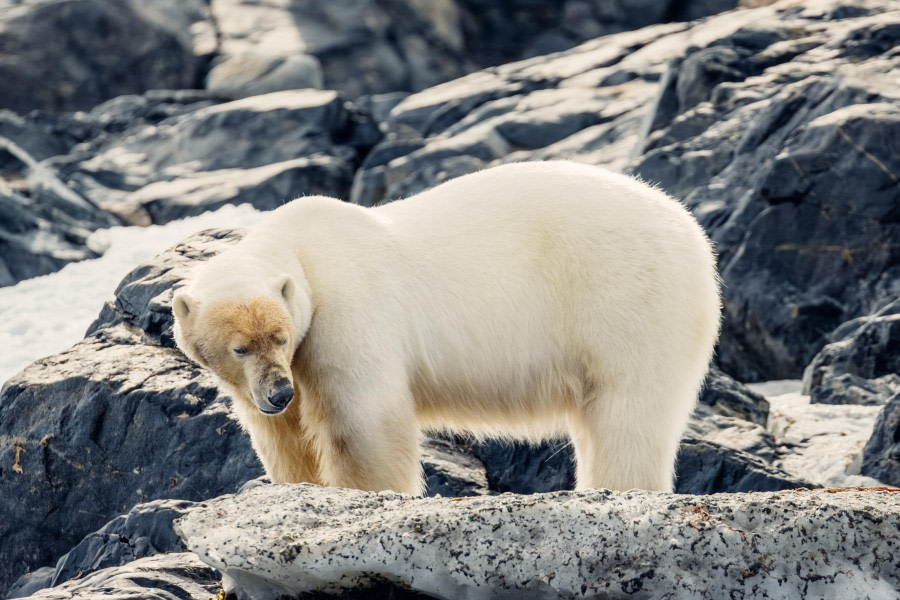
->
[274, 275, 295, 305]
[172, 293, 196, 323]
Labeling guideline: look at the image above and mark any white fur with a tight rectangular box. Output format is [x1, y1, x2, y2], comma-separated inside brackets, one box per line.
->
[175, 161, 721, 494]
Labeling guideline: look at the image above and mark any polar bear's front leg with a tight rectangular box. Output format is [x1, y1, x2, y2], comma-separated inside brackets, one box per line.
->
[306, 378, 423, 495]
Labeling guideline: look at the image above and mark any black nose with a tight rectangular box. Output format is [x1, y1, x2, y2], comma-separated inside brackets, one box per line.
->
[267, 378, 294, 411]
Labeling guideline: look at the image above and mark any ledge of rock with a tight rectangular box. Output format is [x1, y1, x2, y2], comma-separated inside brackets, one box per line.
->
[862, 393, 900, 487]
[803, 299, 900, 406]
[178, 484, 900, 600]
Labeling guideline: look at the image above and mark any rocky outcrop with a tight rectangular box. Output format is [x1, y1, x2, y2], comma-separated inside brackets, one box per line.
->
[0, 0, 214, 114]
[803, 299, 900, 405]
[13, 554, 220, 600]
[55, 89, 379, 226]
[6, 500, 197, 599]
[178, 484, 900, 600]
[862, 393, 900, 487]
[352, 0, 900, 382]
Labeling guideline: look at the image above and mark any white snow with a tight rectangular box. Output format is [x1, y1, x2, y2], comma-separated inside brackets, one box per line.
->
[0, 204, 262, 387]
[748, 381, 887, 488]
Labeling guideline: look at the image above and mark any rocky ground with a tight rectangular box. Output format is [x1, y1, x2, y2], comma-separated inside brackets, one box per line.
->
[1, 0, 899, 598]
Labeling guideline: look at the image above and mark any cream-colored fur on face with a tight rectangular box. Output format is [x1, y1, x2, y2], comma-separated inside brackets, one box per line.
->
[173, 160, 721, 494]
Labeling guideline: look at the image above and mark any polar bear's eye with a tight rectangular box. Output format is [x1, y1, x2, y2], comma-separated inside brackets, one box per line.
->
[278, 338, 288, 346]
[233, 347, 248, 357]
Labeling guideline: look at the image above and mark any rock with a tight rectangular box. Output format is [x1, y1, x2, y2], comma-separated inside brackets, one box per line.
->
[210, 0, 469, 100]
[803, 299, 900, 405]
[13, 554, 220, 600]
[206, 53, 325, 100]
[7, 500, 196, 598]
[421, 437, 490, 497]
[767, 390, 886, 488]
[59, 90, 379, 225]
[862, 393, 900, 486]
[177, 484, 900, 599]
[470, 439, 576, 495]
[0, 135, 119, 287]
[0, 230, 263, 594]
[675, 437, 810, 494]
[0, 0, 213, 114]
[699, 366, 769, 426]
[352, 0, 900, 383]
[685, 405, 775, 461]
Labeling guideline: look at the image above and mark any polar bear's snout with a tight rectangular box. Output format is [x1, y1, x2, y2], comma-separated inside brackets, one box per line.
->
[263, 377, 294, 414]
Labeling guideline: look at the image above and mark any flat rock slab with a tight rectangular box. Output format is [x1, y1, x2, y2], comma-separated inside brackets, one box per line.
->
[178, 485, 900, 600]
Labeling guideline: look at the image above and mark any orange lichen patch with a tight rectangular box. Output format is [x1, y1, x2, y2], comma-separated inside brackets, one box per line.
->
[12, 441, 25, 474]
[687, 504, 710, 529]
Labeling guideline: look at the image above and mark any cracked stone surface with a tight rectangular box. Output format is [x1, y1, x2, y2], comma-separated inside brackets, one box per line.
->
[178, 484, 900, 600]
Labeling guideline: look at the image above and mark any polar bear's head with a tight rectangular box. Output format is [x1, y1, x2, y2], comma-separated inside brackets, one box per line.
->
[172, 275, 311, 415]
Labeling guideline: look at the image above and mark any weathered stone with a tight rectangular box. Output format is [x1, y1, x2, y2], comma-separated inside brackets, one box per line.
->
[421, 437, 490, 497]
[206, 53, 324, 100]
[13, 554, 220, 600]
[178, 484, 900, 600]
[0, 0, 213, 114]
[7, 500, 197, 598]
[804, 299, 900, 405]
[862, 393, 900, 487]
[699, 366, 769, 426]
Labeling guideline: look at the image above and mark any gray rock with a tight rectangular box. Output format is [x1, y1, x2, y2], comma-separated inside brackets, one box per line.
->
[0, 230, 263, 595]
[0, 0, 213, 114]
[14, 554, 220, 600]
[686, 405, 775, 462]
[675, 437, 811, 494]
[7, 500, 196, 598]
[422, 437, 490, 497]
[206, 53, 325, 100]
[862, 393, 900, 487]
[177, 484, 900, 599]
[60, 90, 378, 225]
[803, 299, 900, 405]
[0, 135, 118, 287]
[699, 366, 769, 426]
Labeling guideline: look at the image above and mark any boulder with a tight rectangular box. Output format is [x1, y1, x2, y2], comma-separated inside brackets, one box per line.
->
[177, 484, 900, 599]
[209, 0, 739, 102]
[803, 299, 900, 405]
[351, 0, 900, 383]
[58, 90, 379, 225]
[0, 135, 118, 286]
[6, 500, 196, 599]
[862, 393, 900, 486]
[12, 554, 220, 600]
[0, 0, 214, 114]
[0, 230, 263, 595]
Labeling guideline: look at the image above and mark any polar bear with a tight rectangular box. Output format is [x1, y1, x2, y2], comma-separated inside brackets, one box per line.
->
[172, 161, 720, 494]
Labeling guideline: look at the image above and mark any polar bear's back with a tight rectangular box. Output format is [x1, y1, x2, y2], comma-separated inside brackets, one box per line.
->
[370, 161, 720, 435]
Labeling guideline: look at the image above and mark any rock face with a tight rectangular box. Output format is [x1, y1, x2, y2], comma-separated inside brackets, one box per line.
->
[57, 89, 379, 226]
[13, 554, 220, 600]
[803, 299, 900, 405]
[353, 0, 900, 382]
[178, 484, 900, 600]
[0, 230, 263, 595]
[6, 500, 197, 599]
[862, 393, 900, 487]
[0, 0, 213, 113]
